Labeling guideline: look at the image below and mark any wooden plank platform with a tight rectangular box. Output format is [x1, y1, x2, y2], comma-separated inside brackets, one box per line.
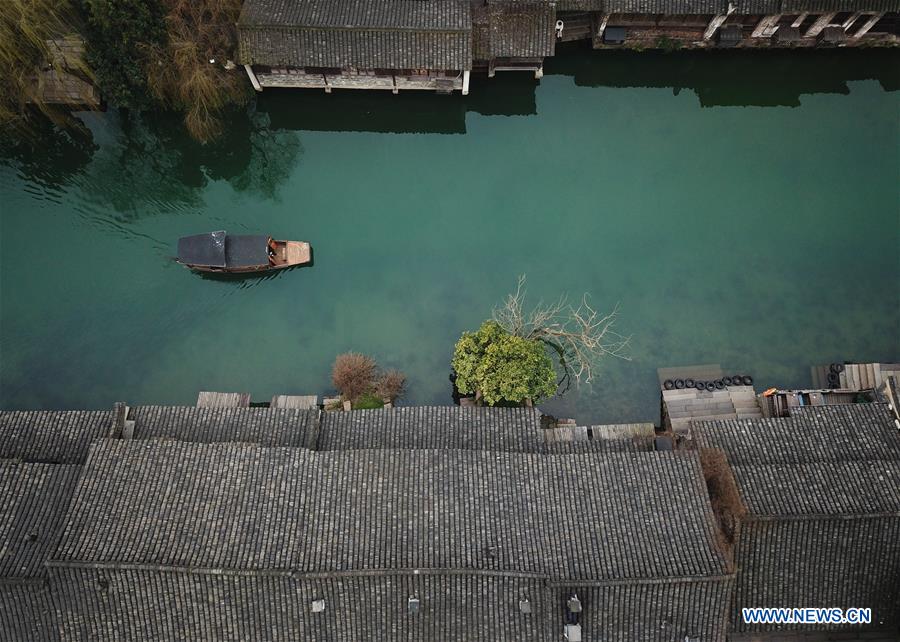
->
[544, 425, 590, 443]
[271, 395, 319, 409]
[196, 391, 251, 408]
[591, 423, 655, 440]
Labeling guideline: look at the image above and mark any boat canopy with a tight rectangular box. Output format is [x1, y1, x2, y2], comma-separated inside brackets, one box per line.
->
[177, 232, 270, 268]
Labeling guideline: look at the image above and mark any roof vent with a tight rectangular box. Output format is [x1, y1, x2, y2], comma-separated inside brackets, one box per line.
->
[564, 623, 582, 641]
[408, 596, 420, 615]
[518, 599, 531, 614]
[566, 594, 582, 613]
[685, 637, 701, 642]
[311, 599, 325, 613]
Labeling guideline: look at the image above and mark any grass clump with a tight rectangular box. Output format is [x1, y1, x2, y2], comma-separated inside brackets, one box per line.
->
[353, 393, 385, 410]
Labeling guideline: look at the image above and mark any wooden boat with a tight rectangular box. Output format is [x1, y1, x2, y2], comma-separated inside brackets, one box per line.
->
[176, 231, 311, 274]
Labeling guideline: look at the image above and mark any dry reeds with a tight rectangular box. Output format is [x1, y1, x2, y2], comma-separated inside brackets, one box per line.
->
[147, 0, 249, 143]
[0, 0, 91, 126]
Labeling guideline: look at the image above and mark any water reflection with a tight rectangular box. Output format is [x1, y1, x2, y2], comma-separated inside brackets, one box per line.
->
[258, 72, 540, 133]
[1, 107, 305, 219]
[3, 48, 896, 201]
[0, 118, 97, 191]
[548, 44, 900, 107]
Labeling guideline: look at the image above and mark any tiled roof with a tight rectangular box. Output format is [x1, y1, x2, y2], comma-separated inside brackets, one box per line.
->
[1, 462, 79, 640]
[1, 583, 59, 642]
[52, 440, 728, 583]
[1, 462, 81, 579]
[581, 0, 900, 13]
[238, 0, 472, 70]
[733, 518, 900, 632]
[603, 0, 730, 12]
[731, 0, 783, 11]
[782, 0, 900, 11]
[601, 0, 900, 12]
[0, 409, 114, 464]
[240, 0, 471, 30]
[318, 406, 544, 452]
[691, 403, 900, 465]
[694, 403, 900, 633]
[48, 565, 734, 640]
[488, 1, 556, 58]
[130, 406, 317, 448]
[732, 459, 900, 518]
[49, 569, 555, 640]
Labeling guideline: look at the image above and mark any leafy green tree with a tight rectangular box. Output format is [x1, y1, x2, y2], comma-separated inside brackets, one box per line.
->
[452, 321, 557, 406]
[82, 0, 166, 109]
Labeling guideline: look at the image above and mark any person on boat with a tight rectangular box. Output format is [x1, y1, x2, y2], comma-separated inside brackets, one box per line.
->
[267, 237, 278, 265]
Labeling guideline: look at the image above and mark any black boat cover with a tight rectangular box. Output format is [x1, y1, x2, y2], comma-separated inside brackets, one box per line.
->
[177, 232, 269, 268]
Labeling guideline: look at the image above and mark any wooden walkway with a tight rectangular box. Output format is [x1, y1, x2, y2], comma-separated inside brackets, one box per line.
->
[543, 422, 655, 450]
[196, 391, 251, 408]
[271, 395, 319, 409]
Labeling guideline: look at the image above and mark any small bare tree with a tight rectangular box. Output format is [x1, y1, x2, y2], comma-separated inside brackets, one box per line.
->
[492, 275, 630, 390]
[375, 369, 406, 403]
[332, 353, 377, 403]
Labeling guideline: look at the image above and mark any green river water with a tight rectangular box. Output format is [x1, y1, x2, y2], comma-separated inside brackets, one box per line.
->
[1, 47, 898, 424]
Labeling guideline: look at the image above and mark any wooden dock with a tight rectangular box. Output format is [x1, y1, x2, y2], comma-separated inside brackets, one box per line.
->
[758, 388, 858, 418]
[811, 362, 900, 392]
[543, 422, 656, 451]
[196, 391, 251, 408]
[271, 395, 319, 410]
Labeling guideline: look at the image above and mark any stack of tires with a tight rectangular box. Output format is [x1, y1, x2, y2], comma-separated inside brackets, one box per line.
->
[663, 375, 753, 391]
[825, 363, 844, 389]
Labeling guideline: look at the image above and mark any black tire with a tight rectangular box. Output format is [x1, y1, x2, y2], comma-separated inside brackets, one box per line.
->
[685, 378, 695, 388]
[705, 381, 716, 392]
[826, 372, 839, 384]
[722, 376, 733, 386]
[664, 379, 674, 390]
[695, 381, 705, 390]
[742, 375, 753, 386]
[730, 375, 743, 385]
[714, 379, 725, 390]
[830, 363, 845, 374]
[675, 379, 685, 389]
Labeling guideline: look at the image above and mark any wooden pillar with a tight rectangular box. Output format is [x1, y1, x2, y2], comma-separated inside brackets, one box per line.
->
[751, 14, 782, 38]
[703, 6, 734, 41]
[791, 12, 809, 28]
[805, 13, 836, 38]
[462, 70, 470, 95]
[243, 64, 262, 92]
[852, 12, 884, 38]
[596, 13, 609, 40]
[841, 11, 863, 30]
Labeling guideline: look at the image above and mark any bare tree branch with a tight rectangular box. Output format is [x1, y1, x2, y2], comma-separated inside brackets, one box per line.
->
[492, 275, 631, 387]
